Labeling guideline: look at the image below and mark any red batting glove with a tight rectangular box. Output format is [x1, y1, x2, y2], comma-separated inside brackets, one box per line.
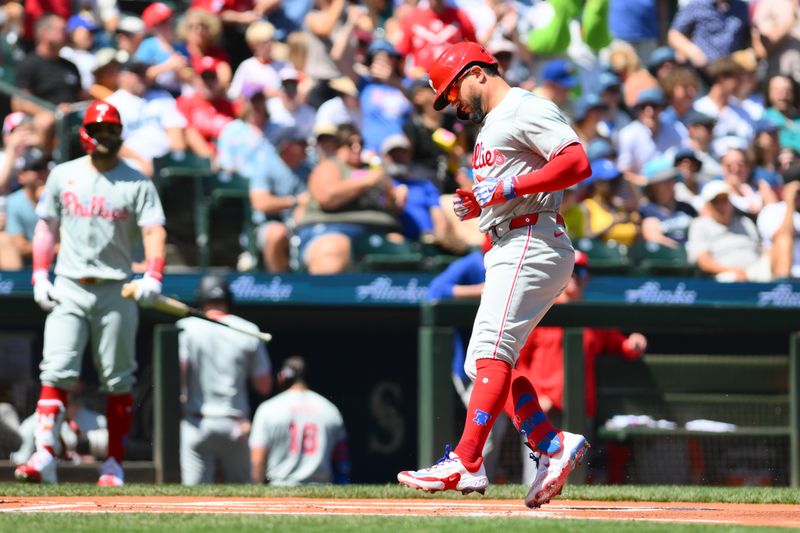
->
[453, 188, 481, 221]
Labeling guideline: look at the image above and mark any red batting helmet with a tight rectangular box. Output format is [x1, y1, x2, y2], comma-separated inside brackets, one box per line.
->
[575, 250, 589, 268]
[80, 100, 122, 154]
[429, 41, 497, 111]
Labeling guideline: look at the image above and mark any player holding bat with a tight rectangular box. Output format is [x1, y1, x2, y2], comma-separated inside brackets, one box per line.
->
[15, 100, 166, 486]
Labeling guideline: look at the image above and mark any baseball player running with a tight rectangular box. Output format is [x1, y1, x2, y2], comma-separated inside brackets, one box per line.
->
[178, 275, 272, 485]
[397, 42, 592, 508]
[14, 100, 167, 486]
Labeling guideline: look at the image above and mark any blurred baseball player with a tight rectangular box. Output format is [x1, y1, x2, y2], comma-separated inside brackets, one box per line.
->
[14, 100, 167, 486]
[178, 275, 272, 485]
[250, 356, 350, 485]
[397, 42, 592, 508]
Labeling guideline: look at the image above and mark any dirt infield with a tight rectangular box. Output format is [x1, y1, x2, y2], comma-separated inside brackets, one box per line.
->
[0, 496, 798, 527]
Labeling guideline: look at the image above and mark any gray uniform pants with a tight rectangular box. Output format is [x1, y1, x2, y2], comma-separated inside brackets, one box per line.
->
[41, 277, 137, 393]
[180, 416, 251, 485]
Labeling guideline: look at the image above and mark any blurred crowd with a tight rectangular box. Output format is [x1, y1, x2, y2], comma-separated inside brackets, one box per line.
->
[0, 0, 799, 280]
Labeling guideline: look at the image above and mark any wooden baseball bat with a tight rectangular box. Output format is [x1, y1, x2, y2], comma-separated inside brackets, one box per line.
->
[121, 282, 273, 343]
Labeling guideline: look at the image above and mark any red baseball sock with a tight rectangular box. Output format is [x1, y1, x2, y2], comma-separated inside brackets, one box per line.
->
[34, 385, 69, 456]
[106, 393, 133, 463]
[503, 370, 563, 456]
[454, 359, 511, 471]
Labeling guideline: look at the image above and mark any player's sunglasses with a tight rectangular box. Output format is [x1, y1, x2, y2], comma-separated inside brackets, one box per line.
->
[445, 68, 474, 105]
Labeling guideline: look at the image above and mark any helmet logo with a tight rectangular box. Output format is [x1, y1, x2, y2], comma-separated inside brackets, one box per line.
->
[94, 103, 109, 122]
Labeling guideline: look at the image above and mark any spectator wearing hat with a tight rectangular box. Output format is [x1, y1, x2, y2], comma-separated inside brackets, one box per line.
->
[608, 0, 665, 63]
[0, 112, 39, 193]
[660, 66, 701, 129]
[295, 124, 402, 274]
[177, 57, 236, 158]
[250, 127, 313, 272]
[572, 94, 608, 146]
[352, 39, 411, 160]
[730, 49, 765, 122]
[752, 0, 800, 85]
[692, 57, 756, 156]
[60, 13, 101, 92]
[267, 66, 316, 144]
[758, 166, 800, 278]
[217, 82, 275, 182]
[581, 158, 640, 245]
[719, 146, 778, 218]
[618, 87, 686, 185]
[672, 147, 709, 212]
[533, 59, 578, 108]
[228, 22, 283, 101]
[764, 75, 800, 155]
[675, 110, 722, 182]
[668, 0, 750, 69]
[381, 133, 449, 245]
[90, 48, 123, 100]
[106, 61, 189, 176]
[687, 180, 772, 282]
[395, 0, 477, 76]
[115, 15, 146, 64]
[403, 76, 460, 188]
[639, 157, 698, 248]
[315, 77, 362, 131]
[177, 9, 233, 91]
[646, 46, 677, 83]
[311, 122, 340, 162]
[5, 147, 50, 268]
[586, 138, 616, 162]
[134, 2, 191, 97]
[13, 15, 84, 154]
[597, 71, 631, 142]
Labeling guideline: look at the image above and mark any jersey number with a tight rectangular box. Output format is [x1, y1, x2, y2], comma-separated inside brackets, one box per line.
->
[289, 422, 318, 455]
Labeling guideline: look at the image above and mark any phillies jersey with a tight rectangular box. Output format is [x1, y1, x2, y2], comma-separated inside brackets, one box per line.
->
[36, 156, 165, 280]
[396, 7, 477, 72]
[249, 389, 347, 486]
[473, 88, 580, 233]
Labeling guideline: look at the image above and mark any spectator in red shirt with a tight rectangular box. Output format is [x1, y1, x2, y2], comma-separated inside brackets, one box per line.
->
[394, 0, 477, 77]
[178, 57, 236, 158]
[176, 9, 233, 91]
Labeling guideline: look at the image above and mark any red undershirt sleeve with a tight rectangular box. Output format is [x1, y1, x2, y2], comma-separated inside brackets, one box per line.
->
[512, 142, 591, 195]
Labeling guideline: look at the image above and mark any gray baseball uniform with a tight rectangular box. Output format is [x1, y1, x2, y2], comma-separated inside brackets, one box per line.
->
[249, 389, 346, 485]
[35, 155, 165, 393]
[178, 314, 271, 485]
[465, 89, 579, 380]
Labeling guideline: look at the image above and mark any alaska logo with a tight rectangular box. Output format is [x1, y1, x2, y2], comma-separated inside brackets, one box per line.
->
[472, 142, 506, 170]
[61, 192, 129, 220]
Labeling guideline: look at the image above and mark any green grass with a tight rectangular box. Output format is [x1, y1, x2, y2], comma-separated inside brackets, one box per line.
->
[0, 483, 798, 504]
[0, 514, 788, 533]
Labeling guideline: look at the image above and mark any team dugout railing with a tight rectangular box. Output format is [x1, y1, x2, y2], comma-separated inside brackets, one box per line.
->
[418, 300, 800, 486]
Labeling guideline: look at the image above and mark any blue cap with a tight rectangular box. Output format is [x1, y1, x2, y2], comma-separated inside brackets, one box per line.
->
[754, 119, 779, 135]
[541, 59, 578, 89]
[587, 158, 621, 183]
[574, 93, 607, 122]
[587, 138, 615, 161]
[634, 87, 665, 108]
[684, 109, 716, 127]
[642, 156, 679, 184]
[674, 147, 702, 167]
[647, 47, 676, 75]
[598, 71, 621, 92]
[67, 14, 99, 33]
[368, 38, 400, 58]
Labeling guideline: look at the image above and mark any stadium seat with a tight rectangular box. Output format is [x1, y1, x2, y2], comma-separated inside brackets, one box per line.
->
[628, 240, 696, 277]
[574, 238, 631, 275]
[352, 233, 424, 272]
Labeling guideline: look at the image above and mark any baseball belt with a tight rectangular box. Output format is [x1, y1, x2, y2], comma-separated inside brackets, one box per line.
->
[488, 212, 564, 243]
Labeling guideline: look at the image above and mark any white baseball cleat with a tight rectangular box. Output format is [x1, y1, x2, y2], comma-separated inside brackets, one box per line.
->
[97, 457, 125, 487]
[397, 446, 489, 495]
[525, 431, 590, 508]
[14, 449, 57, 484]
